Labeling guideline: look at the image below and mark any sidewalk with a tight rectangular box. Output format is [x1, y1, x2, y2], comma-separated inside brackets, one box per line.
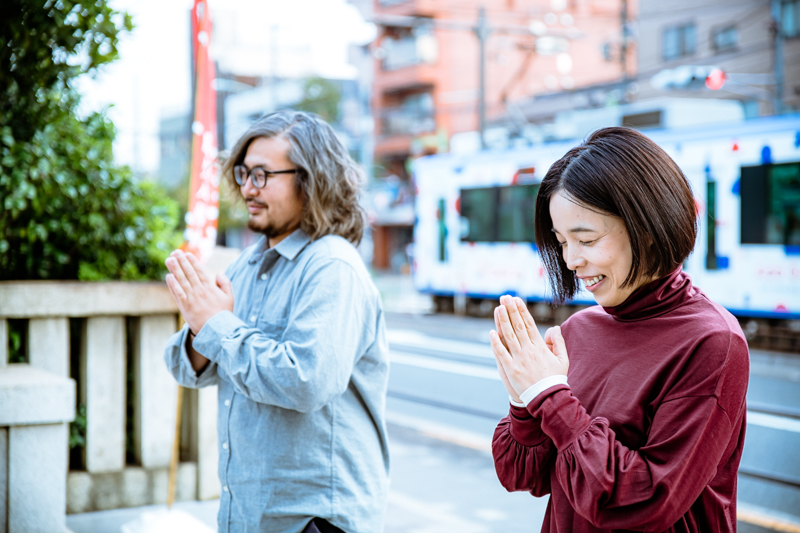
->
[66, 499, 218, 532]
[66, 420, 546, 533]
[371, 272, 433, 315]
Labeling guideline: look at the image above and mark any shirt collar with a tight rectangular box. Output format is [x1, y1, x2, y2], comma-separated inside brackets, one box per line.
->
[274, 228, 312, 260]
[248, 228, 311, 264]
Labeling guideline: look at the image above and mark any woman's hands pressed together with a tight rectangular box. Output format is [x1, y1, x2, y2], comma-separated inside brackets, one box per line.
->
[491, 295, 569, 403]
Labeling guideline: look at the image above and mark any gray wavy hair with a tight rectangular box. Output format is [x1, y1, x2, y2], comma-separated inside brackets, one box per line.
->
[221, 110, 366, 245]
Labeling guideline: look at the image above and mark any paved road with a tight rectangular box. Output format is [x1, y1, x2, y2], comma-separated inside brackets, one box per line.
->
[384, 312, 800, 533]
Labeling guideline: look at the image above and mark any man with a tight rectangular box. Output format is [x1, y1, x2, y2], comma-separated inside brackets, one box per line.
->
[163, 111, 389, 533]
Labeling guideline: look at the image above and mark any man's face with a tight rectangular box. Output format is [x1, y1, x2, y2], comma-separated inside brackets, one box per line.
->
[240, 136, 305, 246]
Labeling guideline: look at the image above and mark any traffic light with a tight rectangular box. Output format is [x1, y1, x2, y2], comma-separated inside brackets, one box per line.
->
[705, 68, 726, 90]
[651, 66, 726, 91]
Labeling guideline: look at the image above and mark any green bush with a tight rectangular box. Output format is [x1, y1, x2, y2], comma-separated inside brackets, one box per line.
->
[0, 1, 181, 281]
[0, 97, 182, 280]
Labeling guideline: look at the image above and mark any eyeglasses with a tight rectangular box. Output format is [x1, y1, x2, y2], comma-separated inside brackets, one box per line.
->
[233, 165, 297, 188]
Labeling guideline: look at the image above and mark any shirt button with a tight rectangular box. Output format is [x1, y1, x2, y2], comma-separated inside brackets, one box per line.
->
[250, 315, 257, 322]
[223, 486, 229, 492]
[224, 399, 231, 407]
[223, 442, 229, 450]
[260, 273, 267, 280]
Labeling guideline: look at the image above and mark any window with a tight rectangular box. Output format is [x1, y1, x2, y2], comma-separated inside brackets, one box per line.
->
[381, 91, 435, 136]
[706, 179, 718, 269]
[381, 23, 437, 71]
[741, 161, 800, 245]
[437, 198, 447, 262]
[712, 26, 738, 52]
[460, 184, 539, 243]
[782, 0, 800, 37]
[662, 23, 696, 61]
[621, 111, 662, 129]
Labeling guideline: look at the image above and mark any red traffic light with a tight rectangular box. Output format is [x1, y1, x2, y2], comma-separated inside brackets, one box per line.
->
[705, 68, 726, 90]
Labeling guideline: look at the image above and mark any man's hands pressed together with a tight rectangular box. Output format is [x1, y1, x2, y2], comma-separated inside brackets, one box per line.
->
[490, 295, 569, 404]
[164, 249, 235, 338]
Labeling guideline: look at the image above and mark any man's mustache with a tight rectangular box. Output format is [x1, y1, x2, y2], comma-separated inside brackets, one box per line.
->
[244, 198, 267, 207]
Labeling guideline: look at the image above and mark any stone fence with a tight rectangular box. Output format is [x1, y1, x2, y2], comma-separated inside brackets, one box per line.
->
[0, 281, 219, 531]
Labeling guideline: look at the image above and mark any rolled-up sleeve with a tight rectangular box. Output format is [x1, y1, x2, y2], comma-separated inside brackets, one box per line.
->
[163, 326, 219, 388]
[190, 258, 373, 413]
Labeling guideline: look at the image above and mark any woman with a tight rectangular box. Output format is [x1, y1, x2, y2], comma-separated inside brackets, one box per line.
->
[491, 127, 749, 532]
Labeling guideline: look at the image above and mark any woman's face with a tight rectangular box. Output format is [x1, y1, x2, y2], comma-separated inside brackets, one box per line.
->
[549, 191, 650, 307]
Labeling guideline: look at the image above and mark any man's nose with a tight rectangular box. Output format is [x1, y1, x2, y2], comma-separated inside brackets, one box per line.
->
[240, 175, 258, 195]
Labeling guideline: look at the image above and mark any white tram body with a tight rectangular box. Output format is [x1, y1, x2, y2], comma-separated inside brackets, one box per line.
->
[412, 114, 800, 320]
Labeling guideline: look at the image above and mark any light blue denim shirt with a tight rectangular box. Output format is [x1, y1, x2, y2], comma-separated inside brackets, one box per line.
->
[164, 229, 390, 533]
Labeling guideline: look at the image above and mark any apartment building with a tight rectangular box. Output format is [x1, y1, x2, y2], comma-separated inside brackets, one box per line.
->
[368, 0, 636, 269]
[636, 0, 800, 115]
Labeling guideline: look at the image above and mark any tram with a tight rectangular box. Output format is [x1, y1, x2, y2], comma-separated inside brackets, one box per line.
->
[411, 114, 800, 347]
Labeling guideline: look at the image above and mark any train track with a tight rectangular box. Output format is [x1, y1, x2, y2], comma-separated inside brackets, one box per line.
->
[388, 388, 800, 491]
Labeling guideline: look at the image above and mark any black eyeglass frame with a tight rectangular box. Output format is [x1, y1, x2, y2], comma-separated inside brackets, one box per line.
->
[233, 165, 298, 188]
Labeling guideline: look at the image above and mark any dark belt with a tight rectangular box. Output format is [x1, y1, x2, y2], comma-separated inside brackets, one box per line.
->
[302, 517, 346, 533]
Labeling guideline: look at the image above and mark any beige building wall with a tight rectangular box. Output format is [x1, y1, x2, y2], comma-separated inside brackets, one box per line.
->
[637, 0, 800, 112]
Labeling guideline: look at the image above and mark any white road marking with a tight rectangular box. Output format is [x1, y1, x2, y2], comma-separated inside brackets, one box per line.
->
[388, 329, 494, 359]
[390, 350, 500, 381]
[387, 491, 491, 533]
[747, 411, 800, 433]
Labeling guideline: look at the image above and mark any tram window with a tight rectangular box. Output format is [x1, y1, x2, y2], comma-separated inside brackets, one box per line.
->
[460, 184, 538, 242]
[741, 161, 800, 245]
[460, 187, 497, 242]
[706, 180, 718, 269]
[498, 185, 537, 242]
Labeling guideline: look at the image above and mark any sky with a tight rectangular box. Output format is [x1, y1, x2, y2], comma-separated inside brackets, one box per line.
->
[76, 0, 375, 175]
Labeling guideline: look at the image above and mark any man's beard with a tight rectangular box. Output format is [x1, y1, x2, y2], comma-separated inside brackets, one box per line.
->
[247, 210, 299, 239]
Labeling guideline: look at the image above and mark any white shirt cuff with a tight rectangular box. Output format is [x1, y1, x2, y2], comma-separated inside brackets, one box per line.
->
[509, 396, 526, 408]
[518, 375, 569, 406]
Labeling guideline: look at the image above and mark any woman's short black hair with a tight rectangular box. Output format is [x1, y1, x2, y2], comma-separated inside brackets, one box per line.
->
[534, 127, 697, 304]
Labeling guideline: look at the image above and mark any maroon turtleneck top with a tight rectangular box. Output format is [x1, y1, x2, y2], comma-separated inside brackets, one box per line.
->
[492, 269, 749, 532]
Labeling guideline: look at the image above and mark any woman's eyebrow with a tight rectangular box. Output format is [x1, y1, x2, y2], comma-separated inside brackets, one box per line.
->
[551, 226, 597, 234]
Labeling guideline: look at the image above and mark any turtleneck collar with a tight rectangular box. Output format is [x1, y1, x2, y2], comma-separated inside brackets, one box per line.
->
[602, 268, 699, 321]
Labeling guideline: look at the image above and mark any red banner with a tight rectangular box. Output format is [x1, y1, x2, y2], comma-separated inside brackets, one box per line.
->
[184, 0, 219, 262]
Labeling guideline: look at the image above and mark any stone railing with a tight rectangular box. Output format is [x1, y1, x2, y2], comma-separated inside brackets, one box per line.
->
[0, 280, 219, 528]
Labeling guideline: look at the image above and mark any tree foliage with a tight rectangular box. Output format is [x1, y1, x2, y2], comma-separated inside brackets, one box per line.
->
[295, 77, 342, 124]
[0, 0, 181, 280]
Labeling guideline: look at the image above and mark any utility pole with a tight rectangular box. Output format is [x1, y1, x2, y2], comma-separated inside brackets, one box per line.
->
[476, 6, 489, 150]
[620, 0, 628, 79]
[271, 24, 279, 111]
[771, 0, 784, 115]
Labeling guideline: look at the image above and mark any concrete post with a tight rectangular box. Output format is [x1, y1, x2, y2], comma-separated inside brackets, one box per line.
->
[28, 318, 70, 377]
[9, 424, 69, 533]
[0, 319, 7, 367]
[132, 315, 178, 468]
[197, 386, 220, 500]
[1, 427, 7, 533]
[82, 317, 126, 473]
[0, 364, 74, 533]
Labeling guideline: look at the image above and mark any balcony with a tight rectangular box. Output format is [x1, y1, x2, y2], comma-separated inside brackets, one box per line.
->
[381, 32, 437, 71]
[381, 107, 436, 136]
